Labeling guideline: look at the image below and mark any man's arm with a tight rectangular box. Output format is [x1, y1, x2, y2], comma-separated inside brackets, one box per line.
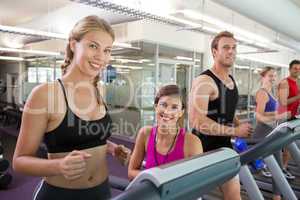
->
[233, 116, 240, 126]
[189, 75, 252, 137]
[278, 79, 300, 106]
[189, 76, 240, 136]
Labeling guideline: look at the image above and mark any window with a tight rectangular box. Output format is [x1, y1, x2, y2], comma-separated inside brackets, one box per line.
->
[28, 67, 37, 83]
[27, 67, 58, 83]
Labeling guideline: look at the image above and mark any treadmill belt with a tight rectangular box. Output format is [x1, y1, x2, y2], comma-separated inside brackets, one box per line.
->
[253, 171, 300, 198]
[202, 186, 273, 200]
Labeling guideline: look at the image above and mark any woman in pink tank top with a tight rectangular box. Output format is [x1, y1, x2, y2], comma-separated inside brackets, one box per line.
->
[128, 85, 203, 180]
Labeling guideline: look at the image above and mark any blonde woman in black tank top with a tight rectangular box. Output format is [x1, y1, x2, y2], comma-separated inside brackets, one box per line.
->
[13, 16, 130, 200]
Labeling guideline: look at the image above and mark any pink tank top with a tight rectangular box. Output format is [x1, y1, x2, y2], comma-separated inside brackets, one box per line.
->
[145, 126, 185, 169]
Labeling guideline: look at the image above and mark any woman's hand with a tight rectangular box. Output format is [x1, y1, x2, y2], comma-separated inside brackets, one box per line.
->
[114, 145, 131, 166]
[276, 111, 291, 121]
[58, 150, 91, 180]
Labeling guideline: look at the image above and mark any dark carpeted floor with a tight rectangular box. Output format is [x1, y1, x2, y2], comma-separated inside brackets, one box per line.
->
[0, 124, 132, 200]
[1, 122, 297, 200]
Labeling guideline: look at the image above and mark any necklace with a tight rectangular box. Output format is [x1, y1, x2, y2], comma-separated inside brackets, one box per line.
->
[153, 128, 179, 166]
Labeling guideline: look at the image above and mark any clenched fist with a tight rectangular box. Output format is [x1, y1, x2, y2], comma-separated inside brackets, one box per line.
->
[58, 150, 91, 180]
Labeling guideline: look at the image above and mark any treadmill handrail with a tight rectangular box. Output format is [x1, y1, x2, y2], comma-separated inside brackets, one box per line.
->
[266, 122, 289, 137]
[112, 181, 160, 200]
[240, 119, 300, 165]
[266, 119, 300, 137]
[126, 148, 239, 189]
[119, 148, 240, 200]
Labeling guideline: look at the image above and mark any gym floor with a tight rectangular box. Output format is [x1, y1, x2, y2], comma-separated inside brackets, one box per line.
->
[0, 122, 283, 200]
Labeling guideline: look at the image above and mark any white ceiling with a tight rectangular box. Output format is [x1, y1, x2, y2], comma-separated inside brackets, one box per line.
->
[0, 0, 136, 30]
[0, 0, 137, 48]
[212, 0, 300, 42]
[0, 0, 70, 25]
[0, 0, 300, 53]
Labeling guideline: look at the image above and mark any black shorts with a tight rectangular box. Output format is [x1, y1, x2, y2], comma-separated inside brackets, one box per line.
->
[192, 129, 232, 152]
[33, 178, 111, 200]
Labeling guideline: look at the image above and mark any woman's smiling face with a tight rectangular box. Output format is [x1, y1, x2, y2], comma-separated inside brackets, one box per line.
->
[70, 30, 113, 78]
[155, 95, 184, 129]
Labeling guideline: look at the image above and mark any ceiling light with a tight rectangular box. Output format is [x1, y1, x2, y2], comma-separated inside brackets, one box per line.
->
[253, 42, 269, 48]
[168, 15, 220, 34]
[56, 60, 64, 64]
[237, 55, 288, 68]
[70, 0, 182, 26]
[116, 69, 131, 73]
[1, 37, 24, 48]
[113, 64, 143, 70]
[181, 10, 271, 44]
[25, 57, 57, 62]
[0, 25, 140, 50]
[113, 42, 141, 50]
[0, 47, 61, 56]
[175, 56, 201, 62]
[201, 26, 219, 33]
[235, 65, 250, 69]
[167, 16, 200, 27]
[114, 42, 132, 48]
[0, 56, 24, 61]
[139, 59, 152, 62]
[235, 36, 254, 44]
[115, 58, 143, 64]
[0, 24, 67, 39]
[175, 56, 193, 61]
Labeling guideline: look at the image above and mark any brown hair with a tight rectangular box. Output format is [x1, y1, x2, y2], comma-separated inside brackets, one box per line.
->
[61, 15, 115, 97]
[260, 66, 275, 77]
[211, 31, 236, 54]
[289, 59, 300, 69]
[154, 84, 185, 127]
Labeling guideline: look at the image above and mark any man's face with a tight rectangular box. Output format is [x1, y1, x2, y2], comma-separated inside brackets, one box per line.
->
[289, 64, 300, 78]
[212, 37, 237, 68]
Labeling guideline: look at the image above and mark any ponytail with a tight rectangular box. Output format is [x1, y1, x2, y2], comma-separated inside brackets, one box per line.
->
[177, 114, 185, 128]
[61, 42, 73, 75]
[93, 74, 101, 105]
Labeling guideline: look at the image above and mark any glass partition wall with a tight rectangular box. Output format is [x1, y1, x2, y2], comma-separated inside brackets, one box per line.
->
[23, 58, 62, 103]
[233, 58, 284, 121]
[106, 41, 202, 138]
[20, 47, 287, 139]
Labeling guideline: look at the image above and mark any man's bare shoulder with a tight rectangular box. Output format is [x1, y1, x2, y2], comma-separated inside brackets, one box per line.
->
[193, 74, 215, 84]
[191, 74, 217, 96]
[278, 78, 288, 88]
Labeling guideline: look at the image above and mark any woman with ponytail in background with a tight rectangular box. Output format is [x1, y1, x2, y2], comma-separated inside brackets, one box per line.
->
[128, 84, 203, 180]
[254, 66, 290, 200]
[13, 15, 130, 200]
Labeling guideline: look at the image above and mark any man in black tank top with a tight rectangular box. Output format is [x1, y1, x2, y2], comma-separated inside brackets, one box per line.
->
[189, 31, 253, 200]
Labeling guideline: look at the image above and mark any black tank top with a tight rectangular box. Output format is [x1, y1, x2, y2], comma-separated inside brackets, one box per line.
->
[192, 69, 239, 152]
[203, 69, 238, 124]
[44, 79, 112, 153]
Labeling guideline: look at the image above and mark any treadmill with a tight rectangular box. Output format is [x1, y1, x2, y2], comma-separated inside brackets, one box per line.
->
[112, 148, 241, 200]
[239, 119, 300, 200]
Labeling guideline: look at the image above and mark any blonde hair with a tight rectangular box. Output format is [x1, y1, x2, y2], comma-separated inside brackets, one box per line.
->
[61, 15, 115, 90]
[260, 66, 275, 77]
